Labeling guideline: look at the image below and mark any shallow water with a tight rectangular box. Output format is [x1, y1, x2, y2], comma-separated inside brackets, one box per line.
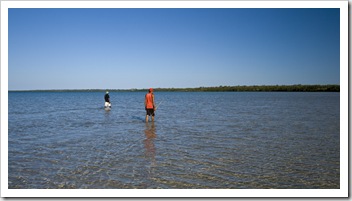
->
[8, 92, 340, 189]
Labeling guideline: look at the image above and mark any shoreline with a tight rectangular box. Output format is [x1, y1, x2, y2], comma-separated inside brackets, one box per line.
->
[9, 84, 340, 92]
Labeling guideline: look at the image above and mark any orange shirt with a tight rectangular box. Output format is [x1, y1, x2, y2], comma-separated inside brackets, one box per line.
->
[145, 93, 154, 109]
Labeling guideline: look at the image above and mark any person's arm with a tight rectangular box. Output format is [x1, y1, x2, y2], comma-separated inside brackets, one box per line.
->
[144, 95, 147, 109]
[152, 94, 156, 110]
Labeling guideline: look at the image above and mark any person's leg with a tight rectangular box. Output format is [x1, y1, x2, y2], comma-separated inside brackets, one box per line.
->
[145, 109, 149, 122]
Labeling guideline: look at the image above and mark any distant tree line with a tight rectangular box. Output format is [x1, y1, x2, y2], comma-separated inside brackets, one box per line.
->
[158, 84, 340, 92]
[11, 85, 340, 92]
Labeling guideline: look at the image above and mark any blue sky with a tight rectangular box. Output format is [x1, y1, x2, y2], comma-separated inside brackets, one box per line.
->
[8, 8, 340, 90]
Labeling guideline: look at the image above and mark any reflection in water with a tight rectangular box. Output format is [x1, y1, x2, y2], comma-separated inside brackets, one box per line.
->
[144, 122, 157, 167]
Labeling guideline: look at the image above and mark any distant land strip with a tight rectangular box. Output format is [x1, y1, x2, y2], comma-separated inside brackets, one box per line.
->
[10, 85, 340, 92]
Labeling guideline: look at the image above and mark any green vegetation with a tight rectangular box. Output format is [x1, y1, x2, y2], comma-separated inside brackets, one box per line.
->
[156, 84, 340, 92]
[10, 85, 340, 92]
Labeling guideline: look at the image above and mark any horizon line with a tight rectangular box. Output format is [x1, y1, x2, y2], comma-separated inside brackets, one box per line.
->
[8, 84, 340, 92]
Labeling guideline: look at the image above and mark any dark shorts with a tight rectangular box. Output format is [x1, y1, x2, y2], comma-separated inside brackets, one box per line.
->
[146, 108, 155, 116]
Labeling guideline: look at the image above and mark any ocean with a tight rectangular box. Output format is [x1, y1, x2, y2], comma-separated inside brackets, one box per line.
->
[8, 91, 340, 189]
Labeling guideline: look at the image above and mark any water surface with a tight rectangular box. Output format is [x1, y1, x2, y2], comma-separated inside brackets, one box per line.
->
[8, 92, 340, 188]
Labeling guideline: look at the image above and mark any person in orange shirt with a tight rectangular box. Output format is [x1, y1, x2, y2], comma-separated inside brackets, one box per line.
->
[145, 88, 156, 122]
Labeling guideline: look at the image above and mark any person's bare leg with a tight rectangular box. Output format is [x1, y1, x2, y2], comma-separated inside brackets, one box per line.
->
[152, 115, 155, 122]
[146, 115, 149, 122]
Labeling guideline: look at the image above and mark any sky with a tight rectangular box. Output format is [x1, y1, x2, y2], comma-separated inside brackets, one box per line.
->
[8, 8, 340, 90]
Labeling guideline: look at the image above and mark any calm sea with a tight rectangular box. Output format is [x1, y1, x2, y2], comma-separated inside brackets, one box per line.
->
[8, 91, 340, 189]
